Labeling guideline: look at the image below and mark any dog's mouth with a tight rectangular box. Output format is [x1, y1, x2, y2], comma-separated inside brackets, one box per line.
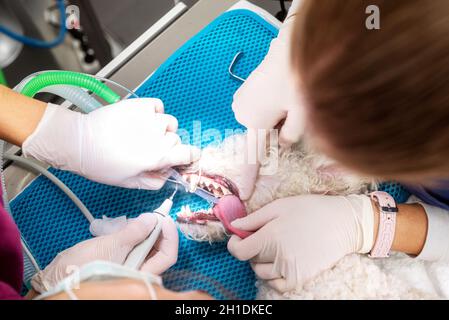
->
[176, 173, 240, 225]
[175, 171, 253, 239]
[181, 173, 240, 198]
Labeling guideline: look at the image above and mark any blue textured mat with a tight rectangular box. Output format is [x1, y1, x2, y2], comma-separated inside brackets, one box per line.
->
[11, 9, 279, 300]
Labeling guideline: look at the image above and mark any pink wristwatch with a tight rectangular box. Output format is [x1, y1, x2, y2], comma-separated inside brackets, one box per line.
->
[368, 191, 398, 258]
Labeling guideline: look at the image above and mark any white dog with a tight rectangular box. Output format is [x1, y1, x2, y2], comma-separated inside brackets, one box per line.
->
[176, 134, 448, 299]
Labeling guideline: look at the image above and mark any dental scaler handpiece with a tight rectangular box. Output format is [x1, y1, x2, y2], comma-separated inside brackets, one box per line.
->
[124, 189, 176, 269]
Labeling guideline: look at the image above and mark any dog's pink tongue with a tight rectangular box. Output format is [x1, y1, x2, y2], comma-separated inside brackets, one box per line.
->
[213, 195, 253, 239]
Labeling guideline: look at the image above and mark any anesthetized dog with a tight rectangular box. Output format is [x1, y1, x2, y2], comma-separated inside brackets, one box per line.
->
[176, 133, 445, 299]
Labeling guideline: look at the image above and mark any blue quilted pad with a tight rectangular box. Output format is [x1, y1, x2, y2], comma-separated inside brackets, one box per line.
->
[11, 9, 279, 300]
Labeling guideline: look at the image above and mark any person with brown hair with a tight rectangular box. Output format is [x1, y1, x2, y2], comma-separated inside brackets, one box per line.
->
[229, 0, 449, 293]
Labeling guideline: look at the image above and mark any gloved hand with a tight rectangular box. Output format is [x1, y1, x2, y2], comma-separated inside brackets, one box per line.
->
[22, 98, 200, 190]
[232, 2, 304, 147]
[31, 213, 178, 293]
[227, 194, 375, 292]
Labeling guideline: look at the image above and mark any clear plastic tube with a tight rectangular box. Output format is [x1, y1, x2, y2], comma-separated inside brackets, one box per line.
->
[14, 70, 139, 99]
[39, 85, 102, 113]
[16, 77, 104, 113]
[20, 71, 120, 104]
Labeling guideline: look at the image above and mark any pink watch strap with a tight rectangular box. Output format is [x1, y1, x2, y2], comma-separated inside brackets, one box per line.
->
[369, 191, 398, 258]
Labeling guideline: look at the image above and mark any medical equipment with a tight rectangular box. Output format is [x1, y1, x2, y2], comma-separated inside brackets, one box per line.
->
[124, 187, 177, 269]
[0, 69, 6, 86]
[168, 169, 219, 204]
[14, 70, 139, 114]
[4, 153, 94, 223]
[228, 52, 247, 82]
[0, 0, 66, 49]
[0, 3, 23, 68]
[20, 71, 120, 103]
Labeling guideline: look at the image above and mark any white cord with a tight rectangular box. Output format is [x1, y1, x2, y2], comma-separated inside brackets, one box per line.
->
[142, 277, 158, 300]
[64, 285, 79, 300]
[21, 240, 41, 272]
[4, 153, 95, 223]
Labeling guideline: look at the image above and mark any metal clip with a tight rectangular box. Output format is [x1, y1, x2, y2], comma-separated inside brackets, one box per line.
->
[228, 52, 247, 82]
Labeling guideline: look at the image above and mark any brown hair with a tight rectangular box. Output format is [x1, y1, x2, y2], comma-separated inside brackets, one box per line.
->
[291, 0, 449, 182]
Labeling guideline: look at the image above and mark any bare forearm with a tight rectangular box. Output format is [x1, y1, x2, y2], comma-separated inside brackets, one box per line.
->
[45, 279, 154, 300]
[0, 85, 47, 146]
[372, 201, 428, 256]
[40, 279, 212, 300]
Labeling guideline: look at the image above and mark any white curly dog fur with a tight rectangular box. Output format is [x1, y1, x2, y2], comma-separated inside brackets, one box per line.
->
[178, 134, 449, 299]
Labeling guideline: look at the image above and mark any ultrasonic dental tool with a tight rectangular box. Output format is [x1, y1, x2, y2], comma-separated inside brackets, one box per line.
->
[124, 169, 225, 269]
[167, 168, 220, 204]
[123, 186, 178, 269]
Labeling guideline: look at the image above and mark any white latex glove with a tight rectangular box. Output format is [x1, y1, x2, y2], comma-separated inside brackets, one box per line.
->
[232, 5, 304, 147]
[31, 213, 178, 293]
[22, 99, 200, 190]
[227, 194, 375, 293]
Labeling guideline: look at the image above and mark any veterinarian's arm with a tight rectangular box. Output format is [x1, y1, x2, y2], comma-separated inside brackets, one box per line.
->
[396, 199, 449, 261]
[0, 85, 47, 146]
[379, 202, 428, 256]
[227, 194, 448, 293]
[41, 279, 212, 300]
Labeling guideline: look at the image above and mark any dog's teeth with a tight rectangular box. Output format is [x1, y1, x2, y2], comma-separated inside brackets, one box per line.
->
[212, 182, 220, 189]
[189, 175, 199, 192]
[200, 177, 211, 184]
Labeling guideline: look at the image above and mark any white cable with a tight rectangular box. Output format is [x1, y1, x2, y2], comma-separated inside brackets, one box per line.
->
[4, 153, 95, 223]
[21, 240, 41, 272]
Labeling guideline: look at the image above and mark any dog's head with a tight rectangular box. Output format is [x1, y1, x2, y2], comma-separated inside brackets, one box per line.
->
[175, 133, 376, 242]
